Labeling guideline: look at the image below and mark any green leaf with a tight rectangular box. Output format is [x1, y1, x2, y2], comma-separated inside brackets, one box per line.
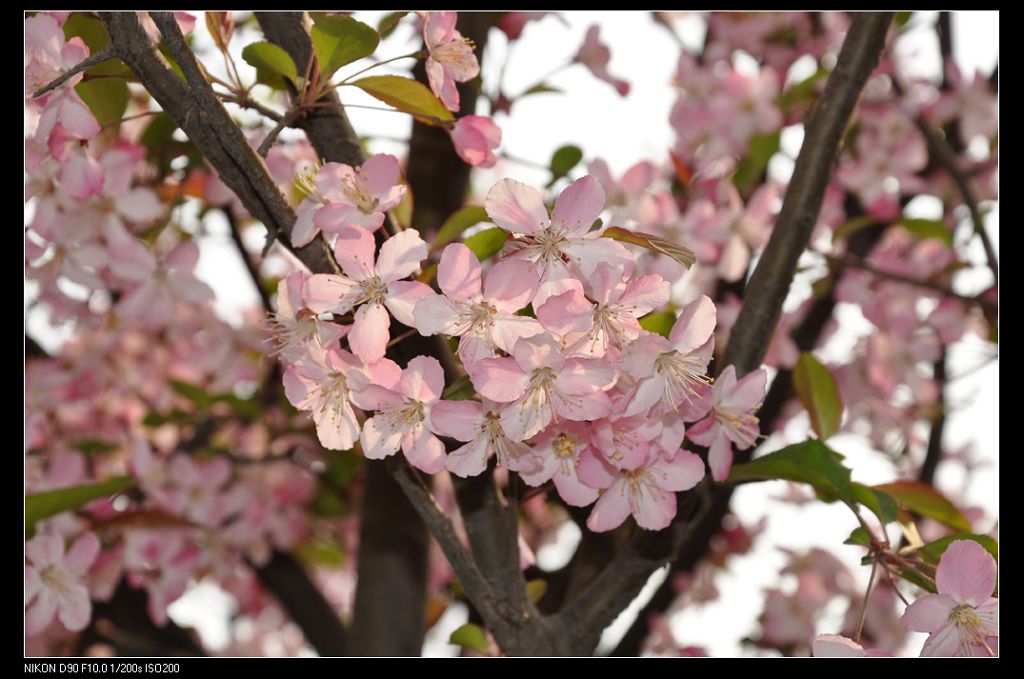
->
[311, 488, 349, 518]
[142, 408, 190, 427]
[849, 483, 899, 525]
[376, 11, 409, 39]
[526, 579, 548, 604]
[63, 12, 110, 52]
[601, 227, 696, 269]
[349, 75, 454, 123]
[732, 131, 781, 193]
[897, 534, 999, 595]
[242, 41, 298, 89]
[639, 311, 676, 338]
[875, 481, 971, 532]
[727, 439, 851, 500]
[831, 214, 877, 243]
[71, 439, 119, 455]
[169, 380, 213, 409]
[449, 623, 489, 654]
[433, 206, 490, 251]
[522, 83, 563, 97]
[894, 12, 915, 29]
[897, 219, 953, 247]
[844, 527, 872, 546]
[311, 15, 380, 79]
[140, 111, 178, 149]
[792, 352, 843, 440]
[464, 227, 508, 261]
[26, 476, 135, 538]
[74, 78, 128, 128]
[548, 144, 583, 186]
[778, 67, 829, 110]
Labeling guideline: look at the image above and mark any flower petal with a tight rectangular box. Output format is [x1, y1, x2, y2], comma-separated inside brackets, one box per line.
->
[437, 243, 483, 301]
[376, 229, 427, 283]
[935, 539, 997, 605]
[485, 178, 549, 235]
[551, 175, 605, 238]
[349, 302, 391, 364]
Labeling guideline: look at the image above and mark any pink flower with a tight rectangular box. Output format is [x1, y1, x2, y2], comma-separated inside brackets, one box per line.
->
[580, 449, 705, 531]
[485, 175, 632, 306]
[291, 155, 407, 247]
[284, 345, 399, 451]
[470, 335, 616, 442]
[351, 356, 448, 473]
[25, 13, 90, 95]
[536, 262, 669, 357]
[414, 243, 541, 366]
[162, 455, 232, 526]
[111, 239, 215, 327]
[269, 270, 348, 362]
[812, 634, 891, 657]
[519, 421, 600, 507]
[424, 12, 480, 112]
[431, 399, 539, 478]
[901, 540, 998, 656]
[687, 365, 766, 481]
[620, 295, 717, 418]
[450, 115, 501, 168]
[303, 227, 428, 363]
[574, 25, 630, 97]
[25, 532, 100, 635]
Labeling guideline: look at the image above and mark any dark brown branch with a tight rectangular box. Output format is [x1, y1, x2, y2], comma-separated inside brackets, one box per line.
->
[562, 13, 894, 653]
[254, 550, 348, 656]
[100, 12, 331, 275]
[823, 252, 996, 313]
[257, 109, 301, 158]
[721, 12, 894, 377]
[918, 350, 947, 486]
[32, 46, 116, 98]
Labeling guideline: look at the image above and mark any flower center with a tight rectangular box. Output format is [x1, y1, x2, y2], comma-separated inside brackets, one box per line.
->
[432, 37, 475, 68]
[654, 350, 712, 407]
[359, 276, 388, 305]
[39, 565, 76, 599]
[343, 173, 379, 214]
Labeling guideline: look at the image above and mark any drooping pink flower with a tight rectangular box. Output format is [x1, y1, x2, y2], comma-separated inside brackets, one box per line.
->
[25, 532, 100, 635]
[470, 335, 616, 442]
[620, 295, 717, 418]
[580, 448, 705, 531]
[110, 238, 215, 327]
[25, 13, 90, 95]
[350, 356, 448, 473]
[812, 634, 891, 657]
[284, 345, 399, 451]
[291, 155, 407, 247]
[574, 25, 630, 97]
[901, 540, 998, 656]
[269, 270, 348, 362]
[484, 175, 632, 306]
[424, 12, 480, 112]
[536, 262, 669, 357]
[450, 115, 501, 168]
[687, 365, 766, 481]
[303, 227, 428, 363]
[431, 399, 540, 478]
[414, 243, 541, 366]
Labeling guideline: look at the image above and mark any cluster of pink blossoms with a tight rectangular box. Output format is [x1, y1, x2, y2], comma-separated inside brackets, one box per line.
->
[276, 171, 767, 532]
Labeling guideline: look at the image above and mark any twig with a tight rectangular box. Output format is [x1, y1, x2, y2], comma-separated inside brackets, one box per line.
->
[568, 13, 896, 654]
[32, 46, 115, 98]
[223, 209, 272, 314]
[854, 557, 879, 643]
[822, 252, 997, 313]
[257, 108, 300, 157]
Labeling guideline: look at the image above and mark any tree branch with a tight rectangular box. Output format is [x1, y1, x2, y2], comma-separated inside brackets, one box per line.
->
[721, 12, 894, 377]
[32, 46, 116, 98]
[560, 13, 894, 653]
[253, 550, 348, 656]
[918, 350, 947, 486]
[223, 209, 272, 314]
[822, 252, 996, 313]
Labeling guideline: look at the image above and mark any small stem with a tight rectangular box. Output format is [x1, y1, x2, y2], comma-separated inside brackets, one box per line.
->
[257, 108, 301, 157]
[854, 557, 879, 643]
[387, 328, 419, 348]
[339, 51, 424, 84]
[441, 374, 471, 399]
[319, 233, 342, 274]
[32, 46, 116, 97]
[518, 61, 571, 96]
[223, 94, 284, 123]
[99, 110, 161, 132]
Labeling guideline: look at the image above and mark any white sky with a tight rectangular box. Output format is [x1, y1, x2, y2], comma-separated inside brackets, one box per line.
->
[27, 11, 998, 657]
